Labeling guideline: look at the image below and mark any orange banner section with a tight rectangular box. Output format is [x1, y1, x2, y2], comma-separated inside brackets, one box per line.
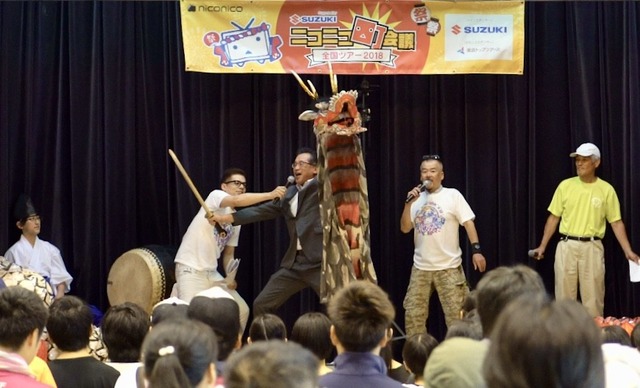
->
[180, 0, 524, 75]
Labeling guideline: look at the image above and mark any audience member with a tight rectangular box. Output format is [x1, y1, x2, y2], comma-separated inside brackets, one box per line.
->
[187, 296, 242, 385]
[0, 286, 50, 387]
[424, 265, 547, 388]
[225, 340, 318, 388]
[401, 333, 438, 387]
[632, 323, 640, 352]
[101, 302, 149, 375]
[28, 355, 57, 387]
[601, 325, 633, 347]
[444, 310, 483, 340]
[380, 341, 412, 384]
[47, 296, 120, 387]
[142, 319, 218, 388]
[195, 285, 247, 334]
[247, 313, 287, 343]
[319, 281, 403, 388]
[459, 290, 477, 318]
[150, 297, 189, 326]
[484, 293, 605, 388]
[290, 312, 334, 375]
[601, 342, 640, 387]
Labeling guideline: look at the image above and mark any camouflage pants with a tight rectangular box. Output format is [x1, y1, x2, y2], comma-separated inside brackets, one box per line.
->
[403, 265, 469, 337]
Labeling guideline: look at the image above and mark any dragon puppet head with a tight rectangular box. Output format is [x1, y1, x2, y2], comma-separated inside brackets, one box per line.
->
[293, 64, 367, 137]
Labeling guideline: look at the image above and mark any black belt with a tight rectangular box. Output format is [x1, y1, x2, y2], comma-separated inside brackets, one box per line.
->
[560, 234, 601, 242]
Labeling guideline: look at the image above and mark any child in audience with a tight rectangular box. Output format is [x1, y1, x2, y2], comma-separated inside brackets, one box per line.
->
[290, 312, 334, 375]
[142, 319, 218, 388]
[247, 313, 287, 343]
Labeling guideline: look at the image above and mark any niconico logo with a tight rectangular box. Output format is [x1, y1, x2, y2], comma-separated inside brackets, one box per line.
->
[451, 24, 461, 35]
[289, 14, 337, 25]
[188, 4, 244, 12]
[463, 26, 508, 33]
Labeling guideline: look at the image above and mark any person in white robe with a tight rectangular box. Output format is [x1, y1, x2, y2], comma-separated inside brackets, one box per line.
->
[4, 194, 72, 298]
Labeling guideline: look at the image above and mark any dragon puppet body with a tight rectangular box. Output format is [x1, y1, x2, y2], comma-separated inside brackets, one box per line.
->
[294, 67, 377, 303]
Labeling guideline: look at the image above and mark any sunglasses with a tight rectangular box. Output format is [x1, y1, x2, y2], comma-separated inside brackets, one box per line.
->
[422, 154, 442, 162]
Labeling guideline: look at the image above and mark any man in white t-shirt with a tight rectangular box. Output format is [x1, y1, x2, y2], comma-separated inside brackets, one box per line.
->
[174, 168, 285, 331]
[400, 155, 486, 336]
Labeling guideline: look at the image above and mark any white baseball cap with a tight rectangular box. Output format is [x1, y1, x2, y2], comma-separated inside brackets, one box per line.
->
[195, 286, 234, 300]
[570, 142, 601, 159]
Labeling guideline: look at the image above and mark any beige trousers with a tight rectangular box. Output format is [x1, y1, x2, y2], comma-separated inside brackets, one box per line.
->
[554, 239, 605, 317]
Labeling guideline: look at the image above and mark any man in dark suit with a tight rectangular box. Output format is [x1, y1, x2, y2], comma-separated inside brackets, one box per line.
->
[220, 147, 322, 316]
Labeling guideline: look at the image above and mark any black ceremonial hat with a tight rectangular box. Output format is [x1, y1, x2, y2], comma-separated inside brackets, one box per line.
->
[13, 194, 38, 221]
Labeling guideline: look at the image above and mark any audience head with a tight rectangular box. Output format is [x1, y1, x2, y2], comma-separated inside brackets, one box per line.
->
[402, 333, 439, 379]
[460, 290, 477, 318]
[444, 310, 483, 340]
[225, 340, 318, 388]
[142, 319, 218, 388]
[601, 325, 632, 347]
[48, 295, 93, 351]
[248, 313, 287, 342]
[290, 312, 334, 361]
[187, 296, 241, 361]
[484, 293, 604, 388]
[102, 302, 150, 362]
[476, 265, 546, 337]
[631, 323, 640, 351]
[327, 280, 395, 353]
[0, 287, 48, 362]
[151, 298, 189, 326]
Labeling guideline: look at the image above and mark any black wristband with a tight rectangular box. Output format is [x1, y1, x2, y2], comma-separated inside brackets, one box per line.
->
[471, 242, 482, 255]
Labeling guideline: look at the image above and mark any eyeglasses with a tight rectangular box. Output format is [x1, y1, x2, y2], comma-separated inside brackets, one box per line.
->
[224, 180, 247, 188]
[291, 160, 314, 168]
[422, 154, 442, 162]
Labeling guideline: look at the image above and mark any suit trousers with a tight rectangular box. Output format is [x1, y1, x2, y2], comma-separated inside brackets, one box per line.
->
[253, 253, 321, 316]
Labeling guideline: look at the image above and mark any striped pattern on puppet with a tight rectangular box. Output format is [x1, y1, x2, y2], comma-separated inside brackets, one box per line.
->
[293, 66, 377, 303]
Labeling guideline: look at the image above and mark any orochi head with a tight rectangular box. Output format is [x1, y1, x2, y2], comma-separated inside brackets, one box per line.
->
[293, 64, 367, 137]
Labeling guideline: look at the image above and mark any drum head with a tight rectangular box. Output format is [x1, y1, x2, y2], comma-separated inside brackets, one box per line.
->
[107, 248, 168, 313]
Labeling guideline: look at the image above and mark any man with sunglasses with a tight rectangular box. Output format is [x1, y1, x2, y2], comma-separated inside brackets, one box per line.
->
[400, 155, 487, 337]
[174, 168, 285, 330]
[215, 147, 322, 317]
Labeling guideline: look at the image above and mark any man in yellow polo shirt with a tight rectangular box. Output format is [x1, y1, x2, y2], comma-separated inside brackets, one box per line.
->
[532, 142, 640, 317]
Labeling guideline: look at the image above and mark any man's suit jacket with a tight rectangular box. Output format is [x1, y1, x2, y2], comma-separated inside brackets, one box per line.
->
[232, 178, 322, 269]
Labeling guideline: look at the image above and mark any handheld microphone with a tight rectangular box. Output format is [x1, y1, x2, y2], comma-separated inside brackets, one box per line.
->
[273, 176, 296, 203]
[405, 180, 432, 203]
[528, 249, 540, 259]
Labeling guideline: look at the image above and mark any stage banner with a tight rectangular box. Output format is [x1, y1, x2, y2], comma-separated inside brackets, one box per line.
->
[180, 0, 524, 75]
